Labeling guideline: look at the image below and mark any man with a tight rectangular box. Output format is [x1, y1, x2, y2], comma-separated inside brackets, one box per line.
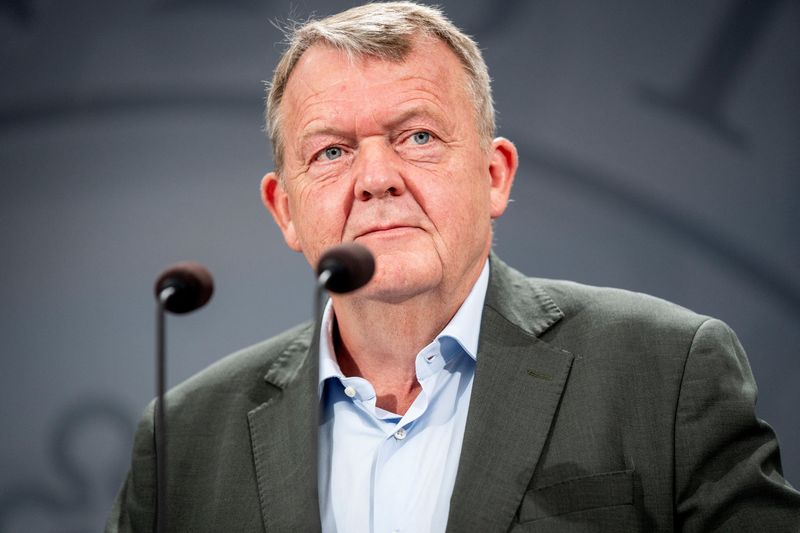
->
[108, 2, 800, 531]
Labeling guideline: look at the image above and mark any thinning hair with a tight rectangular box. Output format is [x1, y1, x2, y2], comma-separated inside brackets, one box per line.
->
[265, 1, 495, 175]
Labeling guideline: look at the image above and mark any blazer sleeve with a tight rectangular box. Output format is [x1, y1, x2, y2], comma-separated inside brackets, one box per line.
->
[105, 400, 157, 533]
[674, 318, 800, 531]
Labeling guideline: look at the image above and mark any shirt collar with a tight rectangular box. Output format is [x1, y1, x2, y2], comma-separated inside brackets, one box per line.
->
[435, 259, 489, 362]
[318, 258, 490, 395]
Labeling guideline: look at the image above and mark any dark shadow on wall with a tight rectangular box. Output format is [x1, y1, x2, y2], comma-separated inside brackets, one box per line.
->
[0, 90, 261, 131]
[640, 0, 785, 148]
[461, 0, 529, 40]
[0, 0, 36, 25]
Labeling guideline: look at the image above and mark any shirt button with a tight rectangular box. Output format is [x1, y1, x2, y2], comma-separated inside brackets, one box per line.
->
[394, 428, 407, 440]
[343, 386, 356, 398]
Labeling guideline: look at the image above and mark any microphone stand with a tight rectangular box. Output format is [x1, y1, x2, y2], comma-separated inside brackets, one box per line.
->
[155, 287, 174, 533]
[315, 270, 332, 336]
[151, 262, 213, 533]
[310, 270, 332, 495]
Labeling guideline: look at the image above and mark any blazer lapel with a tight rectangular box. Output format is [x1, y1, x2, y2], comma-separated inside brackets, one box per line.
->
[247, 324, 322, 532]
[446, 256, 574, 533]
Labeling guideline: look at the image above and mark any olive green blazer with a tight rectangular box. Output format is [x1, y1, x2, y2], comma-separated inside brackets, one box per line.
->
[107, 255, 800, 532]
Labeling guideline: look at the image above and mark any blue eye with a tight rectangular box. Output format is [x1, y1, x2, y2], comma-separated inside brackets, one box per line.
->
[411, 131, 431, 145]
[322, 146, 342, 160]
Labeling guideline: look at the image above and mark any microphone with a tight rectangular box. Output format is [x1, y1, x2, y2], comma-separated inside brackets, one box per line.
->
[305, 244, 374, 517]
[155, 262, 214, 314]
[152, 261, 213, 533]
[316, 243, 375, 293]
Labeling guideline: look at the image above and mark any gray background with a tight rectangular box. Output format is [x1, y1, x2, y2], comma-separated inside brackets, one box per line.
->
[1, 0, 798, 530]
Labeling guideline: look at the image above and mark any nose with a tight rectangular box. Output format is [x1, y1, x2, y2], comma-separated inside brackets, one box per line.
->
[353, 141, 406, 201]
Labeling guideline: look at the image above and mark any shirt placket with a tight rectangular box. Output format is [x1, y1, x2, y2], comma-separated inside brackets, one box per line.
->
[371, 344, 445, 533]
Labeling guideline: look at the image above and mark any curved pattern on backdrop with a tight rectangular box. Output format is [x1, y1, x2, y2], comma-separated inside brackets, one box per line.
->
[514, 139, 800, 316]
[3, 88, 793, 315]
[0, 398, 134, 532]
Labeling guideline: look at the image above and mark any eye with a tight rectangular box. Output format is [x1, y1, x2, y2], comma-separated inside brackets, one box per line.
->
[410, 131, 431, 145]
[318, 146, 343, 161]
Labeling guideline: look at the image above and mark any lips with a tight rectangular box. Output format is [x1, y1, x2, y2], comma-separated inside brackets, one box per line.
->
[354, 224, 418, 239]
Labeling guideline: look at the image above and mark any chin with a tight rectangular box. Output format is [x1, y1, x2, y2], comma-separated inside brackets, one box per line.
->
[357, 254, 441, 303]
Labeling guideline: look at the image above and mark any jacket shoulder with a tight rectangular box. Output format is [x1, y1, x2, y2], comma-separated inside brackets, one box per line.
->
[491, 262, 720, 371]
[489, 255, 711, 340]
[539, 278, 708, 331]
[167, 321, 313, 404]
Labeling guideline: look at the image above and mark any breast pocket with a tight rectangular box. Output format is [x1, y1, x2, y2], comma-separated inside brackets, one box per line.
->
[518, 468, 635, 523]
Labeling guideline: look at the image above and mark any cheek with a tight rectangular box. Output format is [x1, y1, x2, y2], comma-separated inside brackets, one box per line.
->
[434, 165, 491, 219]
[290, 181, 351, 247]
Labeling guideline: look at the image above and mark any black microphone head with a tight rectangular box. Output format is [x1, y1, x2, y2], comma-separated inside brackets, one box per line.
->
[316, 243, 375, 294]
[155, 262, 214, 314]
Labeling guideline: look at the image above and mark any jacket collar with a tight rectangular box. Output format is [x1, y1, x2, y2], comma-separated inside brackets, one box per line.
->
[446, 253, 574, 532]
[248, 323, 322, 531]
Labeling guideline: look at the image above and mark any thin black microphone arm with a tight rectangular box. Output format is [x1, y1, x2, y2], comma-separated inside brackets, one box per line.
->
[153, 261, 214, 533]
[310, 242, 376, 505]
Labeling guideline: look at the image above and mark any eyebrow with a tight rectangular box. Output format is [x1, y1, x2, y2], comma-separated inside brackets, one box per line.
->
[299, 103, 450, 147]
[386, 104, 450, 132]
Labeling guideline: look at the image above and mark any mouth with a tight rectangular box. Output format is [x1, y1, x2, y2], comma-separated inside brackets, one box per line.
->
[355, 224, 419, 240]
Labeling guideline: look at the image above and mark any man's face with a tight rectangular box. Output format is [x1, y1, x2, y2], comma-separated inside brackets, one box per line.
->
[263, 38, 516, 303]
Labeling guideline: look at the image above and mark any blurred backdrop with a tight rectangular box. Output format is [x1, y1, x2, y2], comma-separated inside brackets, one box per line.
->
[1, 0, 798, 530]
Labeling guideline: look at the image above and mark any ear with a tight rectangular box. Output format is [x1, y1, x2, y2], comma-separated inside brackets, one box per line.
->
[487, 137, 518, 218]
[261, 172, 302, 252]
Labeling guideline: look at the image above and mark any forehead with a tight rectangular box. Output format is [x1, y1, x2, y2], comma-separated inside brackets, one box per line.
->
[281, 38, 471, 130]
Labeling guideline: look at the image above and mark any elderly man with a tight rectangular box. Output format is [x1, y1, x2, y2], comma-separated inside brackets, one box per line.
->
[108, 2, 800, 532]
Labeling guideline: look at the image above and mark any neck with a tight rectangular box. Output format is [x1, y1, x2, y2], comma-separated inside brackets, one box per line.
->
[330, 259, 486, 414]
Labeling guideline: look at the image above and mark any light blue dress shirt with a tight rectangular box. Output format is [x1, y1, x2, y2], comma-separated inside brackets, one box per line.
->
[318, 260, 490, 533]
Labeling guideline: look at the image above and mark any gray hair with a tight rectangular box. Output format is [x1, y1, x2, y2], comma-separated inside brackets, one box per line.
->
[265, 1, 495, 174]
